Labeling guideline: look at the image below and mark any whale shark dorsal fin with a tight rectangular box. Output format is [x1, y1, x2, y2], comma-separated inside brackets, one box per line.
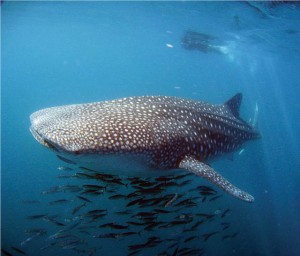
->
[224, 93, 242, 118]
[179, 156, 254, 203]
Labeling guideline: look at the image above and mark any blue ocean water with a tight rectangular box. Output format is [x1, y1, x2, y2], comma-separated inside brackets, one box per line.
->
[2, 1, 300, 256]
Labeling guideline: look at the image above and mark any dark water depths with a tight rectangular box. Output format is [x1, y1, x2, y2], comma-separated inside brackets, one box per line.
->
[2, 2, 300, 256]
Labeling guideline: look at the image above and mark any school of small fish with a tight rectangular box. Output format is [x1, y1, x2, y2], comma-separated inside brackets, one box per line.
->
[2, 165, 239, 256]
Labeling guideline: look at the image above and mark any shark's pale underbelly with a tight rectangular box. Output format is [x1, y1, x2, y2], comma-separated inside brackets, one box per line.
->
[56, 152, 184, 177]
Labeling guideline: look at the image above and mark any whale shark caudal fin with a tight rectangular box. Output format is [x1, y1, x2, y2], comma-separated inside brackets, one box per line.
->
[252, 101, 259, 128]
[179, 156, 254, 203]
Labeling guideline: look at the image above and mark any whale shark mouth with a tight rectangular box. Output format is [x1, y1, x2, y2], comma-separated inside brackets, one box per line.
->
[29, 126, 59, 152]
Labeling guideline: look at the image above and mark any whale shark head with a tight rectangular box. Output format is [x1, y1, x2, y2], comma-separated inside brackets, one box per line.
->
[30, 104, 93, 153]
[29, 98, 159, 156]
[29, 98, 167, 175]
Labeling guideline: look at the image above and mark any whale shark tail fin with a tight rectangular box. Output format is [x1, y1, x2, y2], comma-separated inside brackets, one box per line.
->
[252, 101, 259, 128]
[224, 93, 242, 119]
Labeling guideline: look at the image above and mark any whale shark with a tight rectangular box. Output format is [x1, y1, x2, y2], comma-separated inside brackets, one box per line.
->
[30, 94, 260, 202]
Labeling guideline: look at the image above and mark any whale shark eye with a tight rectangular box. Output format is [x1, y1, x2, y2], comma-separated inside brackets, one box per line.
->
[74, 151, 80, 155]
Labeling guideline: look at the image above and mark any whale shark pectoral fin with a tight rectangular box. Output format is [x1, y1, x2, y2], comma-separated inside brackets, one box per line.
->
[179, 156, 254, 203]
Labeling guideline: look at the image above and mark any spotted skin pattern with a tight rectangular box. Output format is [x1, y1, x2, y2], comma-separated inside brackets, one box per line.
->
[30, 94, 260, 202]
